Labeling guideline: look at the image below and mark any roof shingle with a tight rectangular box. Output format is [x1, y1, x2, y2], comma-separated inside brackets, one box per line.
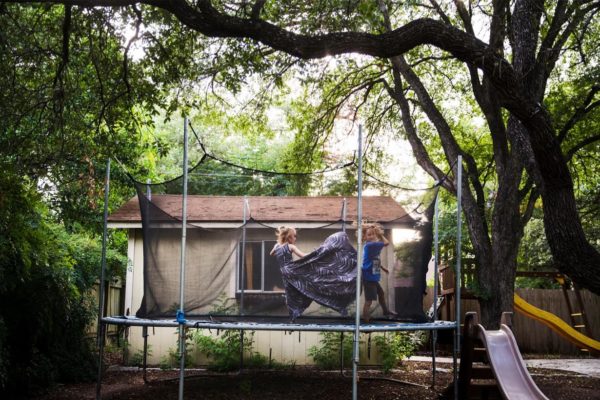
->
[108, 195, 414, 225]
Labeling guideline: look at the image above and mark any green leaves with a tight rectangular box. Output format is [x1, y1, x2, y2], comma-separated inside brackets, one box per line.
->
[0, 171, 100, 394]
[308, 332, 354, 370]
[373, 332, 419, 374]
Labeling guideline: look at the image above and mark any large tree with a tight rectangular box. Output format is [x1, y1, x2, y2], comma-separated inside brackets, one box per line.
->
[3, 0, 599, 327]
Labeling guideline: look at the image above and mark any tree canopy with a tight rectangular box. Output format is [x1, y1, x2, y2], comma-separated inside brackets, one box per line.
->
[2, 0, 599, 327]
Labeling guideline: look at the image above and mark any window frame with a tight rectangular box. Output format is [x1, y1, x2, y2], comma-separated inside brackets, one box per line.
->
[236, 240, 282, 293]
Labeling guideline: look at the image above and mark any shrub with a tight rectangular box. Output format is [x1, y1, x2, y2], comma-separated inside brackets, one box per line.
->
[0, 175, 101, 395]
[373, 332, 420, 374]
[193, 329, 267, 372]
[308, 332, 354, 370]
[160, 328, 194, 370]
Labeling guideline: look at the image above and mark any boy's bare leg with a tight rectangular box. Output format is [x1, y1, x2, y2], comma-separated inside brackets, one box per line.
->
[377, 284, 396, 317]
[362, 301, 372, 323]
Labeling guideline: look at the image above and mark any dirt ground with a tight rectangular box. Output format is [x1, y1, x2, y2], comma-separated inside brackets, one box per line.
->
[32, 360, 600, 400]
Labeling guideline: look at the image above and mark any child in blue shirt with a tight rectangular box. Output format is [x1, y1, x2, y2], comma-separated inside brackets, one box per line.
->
[361, 223, 396, 322]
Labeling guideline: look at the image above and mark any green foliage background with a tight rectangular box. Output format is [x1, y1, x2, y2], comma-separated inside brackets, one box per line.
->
[0, 0, 599, 394]
[0, 169, 126, 394]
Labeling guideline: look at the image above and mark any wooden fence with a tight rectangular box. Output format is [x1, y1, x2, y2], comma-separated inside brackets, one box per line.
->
[88, 279, 124, 338]
[425, 288, 600, 355]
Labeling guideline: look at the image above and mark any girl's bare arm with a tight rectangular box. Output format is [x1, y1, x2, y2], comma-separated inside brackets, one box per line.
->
[289, 244, 306, 258]
[380, 234, 389, 246]
[269, 244, 278, 256]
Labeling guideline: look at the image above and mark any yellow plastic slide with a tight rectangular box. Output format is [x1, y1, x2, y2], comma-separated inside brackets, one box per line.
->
[514, 293, 600, 353]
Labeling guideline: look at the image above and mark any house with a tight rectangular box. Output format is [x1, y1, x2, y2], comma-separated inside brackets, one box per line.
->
[108, 195, 415, 365]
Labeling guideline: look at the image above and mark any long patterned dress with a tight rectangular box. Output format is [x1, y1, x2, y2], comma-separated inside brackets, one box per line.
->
[272, 232, 357, 320]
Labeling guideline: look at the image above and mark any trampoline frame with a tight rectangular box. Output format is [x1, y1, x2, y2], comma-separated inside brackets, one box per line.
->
[102, 315, 458, 333]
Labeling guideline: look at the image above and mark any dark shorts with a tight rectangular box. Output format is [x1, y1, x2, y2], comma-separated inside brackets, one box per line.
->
[363, 281, 381, 301]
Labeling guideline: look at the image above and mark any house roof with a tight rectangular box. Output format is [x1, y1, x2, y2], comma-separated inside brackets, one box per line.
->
[108, 195, 415, 227]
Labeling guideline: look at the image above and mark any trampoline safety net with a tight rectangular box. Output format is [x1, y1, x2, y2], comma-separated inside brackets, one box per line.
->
[132, 171, 438, 323]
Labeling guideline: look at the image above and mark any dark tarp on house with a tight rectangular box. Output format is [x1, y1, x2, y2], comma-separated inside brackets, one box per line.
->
[272, 232, 357, 321]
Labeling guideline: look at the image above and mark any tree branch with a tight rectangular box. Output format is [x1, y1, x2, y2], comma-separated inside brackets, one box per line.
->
[488, 0, 509, 54]
[558, 84, 600, 143]
[535, 3, 600, 96]
[520, 187, 540, 226]
[2, 0, 537, 119]
[250, 0, 266, 20]
[382, 73, 448, 190]
[122, 5, 142, 95]
[452, 0, 474, 34]
[52, 4, 71, 100]
[429, 0, 451, 25]
[565, 134, 600, 162]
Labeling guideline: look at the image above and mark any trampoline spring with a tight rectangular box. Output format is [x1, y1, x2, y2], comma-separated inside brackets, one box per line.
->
[298, 331, 301, 343]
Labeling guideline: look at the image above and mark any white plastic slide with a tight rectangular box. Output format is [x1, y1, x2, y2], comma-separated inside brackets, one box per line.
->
[478, 323, 549, 400]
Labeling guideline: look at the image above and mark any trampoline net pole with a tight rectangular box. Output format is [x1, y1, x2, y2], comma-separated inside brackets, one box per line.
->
[95, 323, 106, 400]
[432, 189, 440, 387]
[352, 125, 364, 400]
[240, 196, 248, 315]
[97, 158, 111, 348]
[178, 118, 190, 400]
[455, 155, 462, 351]
[453, 155, 463, 400]
[95, 158, 110, 400]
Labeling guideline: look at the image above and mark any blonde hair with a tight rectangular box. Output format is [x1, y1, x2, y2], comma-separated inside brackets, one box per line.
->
[275, 226, 296, 244]
[361, 222, 384, 240]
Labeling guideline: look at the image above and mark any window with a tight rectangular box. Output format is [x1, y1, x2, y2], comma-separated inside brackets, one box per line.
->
[237, 240, 284, 292]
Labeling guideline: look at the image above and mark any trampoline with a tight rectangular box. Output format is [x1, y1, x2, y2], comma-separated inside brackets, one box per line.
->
[102, 315, 457, 333]
[95, 121, 464, 400]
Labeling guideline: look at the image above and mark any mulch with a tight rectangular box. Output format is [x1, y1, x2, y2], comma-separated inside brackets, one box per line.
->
[32, 361, 600, 400]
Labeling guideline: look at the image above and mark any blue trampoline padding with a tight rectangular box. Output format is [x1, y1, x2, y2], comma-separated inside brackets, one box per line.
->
[102, 315, 457, 333]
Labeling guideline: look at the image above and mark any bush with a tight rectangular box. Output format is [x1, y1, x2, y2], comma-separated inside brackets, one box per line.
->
[308, 332, 354, 370]
[160, 328, 194, 370]
[0, 174, 100, 396]
[373, 332, 420, 374]
[193, 329, 268, 372]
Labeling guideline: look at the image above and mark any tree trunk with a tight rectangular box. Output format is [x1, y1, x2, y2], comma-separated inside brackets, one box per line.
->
[478, 143, 524, 328]
[517, 113, 600, 295]
[510, 0, 600, 296]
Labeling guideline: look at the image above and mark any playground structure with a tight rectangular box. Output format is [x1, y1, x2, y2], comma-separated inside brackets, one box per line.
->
[438, 264, 600, 355]
[95, 122, 466, 400]
[458, 311, 549, 400]
[514, 293, 600, 355]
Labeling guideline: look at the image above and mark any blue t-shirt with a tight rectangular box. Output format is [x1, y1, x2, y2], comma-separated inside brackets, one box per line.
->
[362, 241, 386, 282]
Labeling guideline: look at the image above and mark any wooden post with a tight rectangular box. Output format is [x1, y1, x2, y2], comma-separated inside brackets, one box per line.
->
[457, 311, 478, 399]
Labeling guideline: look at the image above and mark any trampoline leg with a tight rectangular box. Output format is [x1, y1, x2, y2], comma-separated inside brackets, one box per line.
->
[142, 326, 149, 384]
[453, 329, 458, 400]
[340, 332, 344, 375]
[178, 325, 187, 400]
[95, 322, 106, 400]
[431, 330, 437, 388]
[239, 330, 244, 372]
